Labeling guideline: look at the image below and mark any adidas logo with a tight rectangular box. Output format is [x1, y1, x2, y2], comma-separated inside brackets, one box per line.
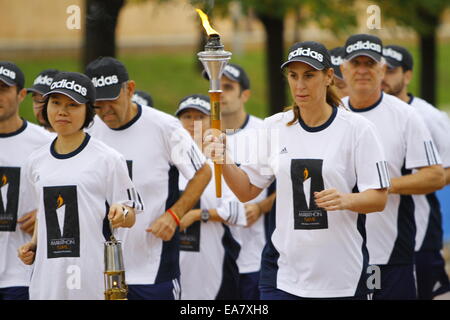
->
[33, 75, 53, 86]
[383, 48, 403, 62]
[224, 65, 240, 78]
[331, 56, 343, 66]
[0, 66, 16, 80]
[280, 147, 288, 154]
[50, 79, 87, 96]
[289, 47, 324, 62]
[132, 94, 149, 106]
[346, 41, 382, 54]
[180, 97, 210, 110]
[91, 75, 119, 88]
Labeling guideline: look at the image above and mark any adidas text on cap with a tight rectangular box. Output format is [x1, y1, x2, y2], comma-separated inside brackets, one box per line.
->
[281, 41, 332, 70]
[203, 63, 250, 91]
[176, 94, 210, 117]
[44, 72, 96, 104]
[132, 90, 154, 107]
[383, 45, 413, 71]
[85, 57, 129, 101]
[344, 34, 383, 62]
[27, 69, 59, 95]
[329, 47, 345, 80]
[0, 61, 25, 88]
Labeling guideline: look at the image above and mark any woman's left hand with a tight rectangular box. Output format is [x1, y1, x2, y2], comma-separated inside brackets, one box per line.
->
[314, 188, 350, 211]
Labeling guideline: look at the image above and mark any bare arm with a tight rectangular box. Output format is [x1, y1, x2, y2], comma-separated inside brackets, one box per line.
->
[147, 163, 211, 241]
[179, 208, 225, 231]
[445, 167, 450, 185]
[18, 219, 38, 265]
[315, 188, 388, 214]
[389, 165, 445, 195]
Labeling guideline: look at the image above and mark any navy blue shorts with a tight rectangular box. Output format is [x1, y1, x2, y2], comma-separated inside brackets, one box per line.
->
[259, 286, 371, 300]
[127, 278, 181, 300]
[239, 271, 260, 300]
[0, 287, 29, 300]
[415, 251, 450, 300]
[372, 264, 416, 300]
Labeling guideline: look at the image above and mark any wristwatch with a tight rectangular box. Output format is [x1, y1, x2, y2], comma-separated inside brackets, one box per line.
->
[201, 209, 210, 223]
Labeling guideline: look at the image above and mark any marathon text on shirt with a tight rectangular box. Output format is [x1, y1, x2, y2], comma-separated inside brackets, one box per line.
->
[44, 186, 80, 259]
[291, 159, 328, 230]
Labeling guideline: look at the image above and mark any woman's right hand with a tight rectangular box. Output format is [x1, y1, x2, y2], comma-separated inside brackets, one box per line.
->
[203, 133, 226, 164]
[18, 242, 37, 265]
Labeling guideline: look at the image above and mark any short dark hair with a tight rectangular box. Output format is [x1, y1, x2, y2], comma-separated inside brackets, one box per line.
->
[42, 95, 95, 131]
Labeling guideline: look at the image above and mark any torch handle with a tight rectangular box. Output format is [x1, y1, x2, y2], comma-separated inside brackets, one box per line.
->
[209, 91, 222, 198]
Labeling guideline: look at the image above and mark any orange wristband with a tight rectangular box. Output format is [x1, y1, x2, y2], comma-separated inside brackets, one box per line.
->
[167, 209, 180, 226]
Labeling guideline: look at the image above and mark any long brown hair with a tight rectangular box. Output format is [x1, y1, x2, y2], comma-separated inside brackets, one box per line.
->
[285, 69, 343, 126]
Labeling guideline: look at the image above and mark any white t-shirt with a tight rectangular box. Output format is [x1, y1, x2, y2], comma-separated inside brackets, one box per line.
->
[408, 95, 450, 251]
[241, 107, 389, 298]
[0, 120, 52, 289]
[343, 93, 441, 265]
[88, 105, 206, 285]
[226, 114, 269, 274]
[179, 161, 246, 300]
[24, 134, 141, 300]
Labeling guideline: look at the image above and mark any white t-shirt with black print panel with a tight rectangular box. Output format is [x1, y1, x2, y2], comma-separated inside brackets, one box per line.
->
[24, 134, 141, 300]
[88, 105, 206, 285]
[241, 107, 389, 298]
[407, 95, 450, 252]
[179, 160, 246, 300]
[0, 120, 52, 289]
[342, 93, 441, 265]
[226, 114, 269, 274]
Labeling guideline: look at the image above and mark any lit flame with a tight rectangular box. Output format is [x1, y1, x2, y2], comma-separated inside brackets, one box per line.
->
[57, 195, 64, 208]
[196, 8, 219, 36]
[1, 175, 7, 186]
[303, 168, 309, 181]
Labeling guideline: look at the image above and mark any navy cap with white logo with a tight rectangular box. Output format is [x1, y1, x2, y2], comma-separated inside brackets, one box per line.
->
[44, 72, 96, 104]
[329, 47, 345, 80]
[344, 34, 383, 62]
[27, 69, 59, 95]
[175, 94, 210, 117]
[0, 61, 25, 88]
[203, 63, 250, 91]
[383, 45, 413, 71]
[132, 90, 154, 107]
[281, 41, 332, 70]
[85, 57, 129, 101]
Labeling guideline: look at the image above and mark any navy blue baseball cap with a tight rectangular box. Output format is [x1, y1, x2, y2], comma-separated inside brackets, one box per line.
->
[281, 41, 332, 70]
[0, 61, 25, 88]
[329, 47, 345, 80]
[175, 94, 210, 117]
[85, 57, 129, 101]
[27, 69, 59, 95]
[44, 72, 96, 104]
[344, 34, 383, 62]
[383, 45, 413, 71]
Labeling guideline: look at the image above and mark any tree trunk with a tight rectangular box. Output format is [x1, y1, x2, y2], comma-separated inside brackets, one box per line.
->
[83, 0, 125, 68]
[418, 11, 438, 106]
[258, 14, 286, 116]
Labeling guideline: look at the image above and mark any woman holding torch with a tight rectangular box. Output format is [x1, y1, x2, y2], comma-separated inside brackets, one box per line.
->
[204, 41, 389, 300]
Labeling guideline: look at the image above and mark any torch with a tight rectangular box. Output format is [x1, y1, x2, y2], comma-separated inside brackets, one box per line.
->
[196, 9, 232, 198]
[104, 222, 128, 300]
